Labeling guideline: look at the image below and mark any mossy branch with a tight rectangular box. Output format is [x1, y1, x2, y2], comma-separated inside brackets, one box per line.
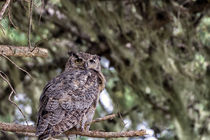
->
[0, 121, 147, 138]
[0, 45, 48, 57]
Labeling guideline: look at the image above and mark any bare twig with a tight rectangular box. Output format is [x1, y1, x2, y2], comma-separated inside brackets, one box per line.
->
[8, 91, 29, 125]
[8, 6, 18, 29]
[119, 112, 126, 128]
[88, 114, 118, 124]
[0, 71, 16, 94]
[38, 0, 45, 25]
[0, 0, 11, 35]
[0, 45, 48, 57]
[0, 0, 11, 21]
[28, 0, 33, 49]
[0, 121, 147, 138]
[116, 103, 126, 127]
[0, 23, 6, 35]
[0, 54, 33, 79]
[0, 71, 28, 125]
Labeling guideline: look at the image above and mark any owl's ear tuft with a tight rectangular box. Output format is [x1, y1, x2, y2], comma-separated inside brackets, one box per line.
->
[68, 51, 77, 57]
[97, 56, 101, 60]
[93, 55, 101, 61]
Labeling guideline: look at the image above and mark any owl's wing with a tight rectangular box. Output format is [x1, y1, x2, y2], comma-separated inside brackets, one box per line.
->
[36, 70, 100, 139]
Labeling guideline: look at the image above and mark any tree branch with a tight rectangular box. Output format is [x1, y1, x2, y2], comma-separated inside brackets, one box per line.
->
[0, 45, 48, 57]
[88, 113, 118, 124]
[0, 0, 11, 21]
[66, 129, 147, 138]
[0, 54, 33, 79]
[0, 71, 29, 125]
[28, 0, 33, 49]
[0, 121, 147, 138]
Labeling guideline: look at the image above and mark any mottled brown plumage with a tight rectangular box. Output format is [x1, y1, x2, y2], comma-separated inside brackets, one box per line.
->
[36, 52, 106, 140]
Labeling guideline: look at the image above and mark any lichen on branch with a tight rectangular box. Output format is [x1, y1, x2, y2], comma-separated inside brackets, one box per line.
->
[0, 45, 48, 57]
[0, 121, 147, 138]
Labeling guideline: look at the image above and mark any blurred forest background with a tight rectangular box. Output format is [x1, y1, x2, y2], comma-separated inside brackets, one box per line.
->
[0, 0, 210, 140]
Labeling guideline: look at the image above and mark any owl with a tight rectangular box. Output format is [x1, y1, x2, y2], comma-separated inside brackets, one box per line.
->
[36, 52, 106, 140]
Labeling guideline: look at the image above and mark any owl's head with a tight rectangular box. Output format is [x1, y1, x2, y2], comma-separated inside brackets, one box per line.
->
[65, 52, 101, 72]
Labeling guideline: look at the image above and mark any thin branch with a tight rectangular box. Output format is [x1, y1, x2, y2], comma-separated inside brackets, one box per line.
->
[0, 54, 33, 79]
[87, 109, 141, 126]
[8, 91, 29, 125]
[0, 71, 16, 94]
[28, 0, 33, 49]
[38, 0, 45, 25]
[0, 45, 48, 57]
[119, 112, 126, 128]
[0, 23, 6, 35]
[8, 6, 18, 29]
[0, 121, 147, 138]
[88, 114, 118, 124]
[0, 71, 28, 125]
[0, 0, 11, 21]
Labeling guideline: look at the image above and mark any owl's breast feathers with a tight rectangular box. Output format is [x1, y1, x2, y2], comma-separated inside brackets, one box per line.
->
[36, 69, 105, 140]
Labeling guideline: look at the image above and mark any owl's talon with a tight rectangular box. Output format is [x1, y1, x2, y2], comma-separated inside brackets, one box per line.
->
[84, 124, 90, 131]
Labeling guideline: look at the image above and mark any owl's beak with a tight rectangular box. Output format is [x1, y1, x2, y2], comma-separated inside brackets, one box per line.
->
[84, 62, 88, 69]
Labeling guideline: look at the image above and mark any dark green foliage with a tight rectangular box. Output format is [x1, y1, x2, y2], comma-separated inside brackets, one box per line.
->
[0, 0, 210, 140]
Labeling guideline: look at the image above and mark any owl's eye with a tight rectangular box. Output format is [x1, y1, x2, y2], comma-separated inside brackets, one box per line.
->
[89, 59, 95, 63]
[75, 58, 83, 63]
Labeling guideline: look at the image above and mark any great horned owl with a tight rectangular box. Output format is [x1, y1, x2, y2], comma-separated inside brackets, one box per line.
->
[36, 52, 106, 140]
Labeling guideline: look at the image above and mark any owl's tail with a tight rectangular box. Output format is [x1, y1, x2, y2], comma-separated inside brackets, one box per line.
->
[36, 126, 52, 140]
[68, 134, 76, 140]
[38, 132, 50, 140]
